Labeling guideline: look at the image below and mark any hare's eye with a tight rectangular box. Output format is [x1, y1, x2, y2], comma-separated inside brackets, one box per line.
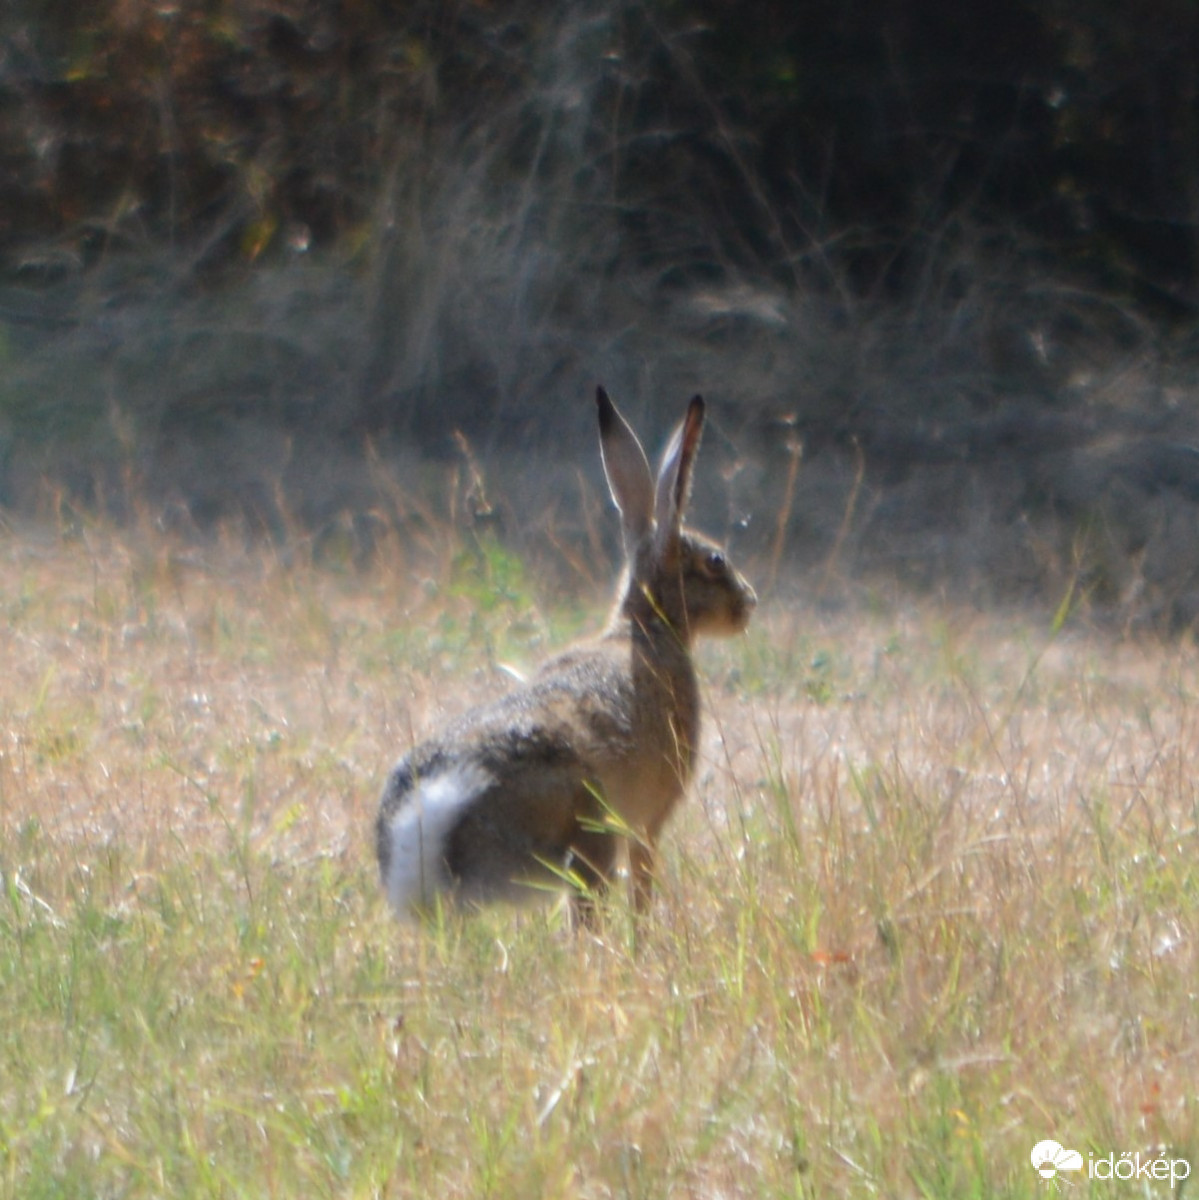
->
[705, 550, 726, 575]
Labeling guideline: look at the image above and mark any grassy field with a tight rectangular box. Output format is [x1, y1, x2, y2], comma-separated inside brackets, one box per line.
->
[0, 521, 1195, 1198]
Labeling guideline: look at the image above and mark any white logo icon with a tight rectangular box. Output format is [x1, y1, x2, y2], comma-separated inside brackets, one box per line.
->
[1032, 1140, 1084, 1182]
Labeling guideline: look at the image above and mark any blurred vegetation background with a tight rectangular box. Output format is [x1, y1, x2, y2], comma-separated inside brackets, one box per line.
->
[4, 0, 1199, 621]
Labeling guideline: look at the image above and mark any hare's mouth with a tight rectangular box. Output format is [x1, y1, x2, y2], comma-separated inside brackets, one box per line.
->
[701, 598, 756, 637]
[735, 589, 758, 629]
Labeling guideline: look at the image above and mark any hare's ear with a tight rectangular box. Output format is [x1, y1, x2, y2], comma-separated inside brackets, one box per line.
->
[597, 386, 654, 549]
[653, 395, 705, 551]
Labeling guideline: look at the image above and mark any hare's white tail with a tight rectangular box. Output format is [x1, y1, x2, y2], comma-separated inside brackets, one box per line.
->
[378, 762, 491, 915]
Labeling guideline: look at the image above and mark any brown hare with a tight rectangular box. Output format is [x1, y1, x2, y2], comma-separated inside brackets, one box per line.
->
[376, 387, 756, 919]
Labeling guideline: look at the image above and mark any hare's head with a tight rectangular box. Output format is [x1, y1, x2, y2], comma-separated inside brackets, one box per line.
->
[597, 386, 756, 642]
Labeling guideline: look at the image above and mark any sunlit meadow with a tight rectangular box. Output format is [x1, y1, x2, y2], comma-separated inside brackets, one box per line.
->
[0, 521, 1195, 1198]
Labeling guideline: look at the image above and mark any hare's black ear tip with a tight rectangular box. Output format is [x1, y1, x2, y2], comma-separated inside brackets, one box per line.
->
[596, 385, 614, 426]
[689, 394, 705, 419]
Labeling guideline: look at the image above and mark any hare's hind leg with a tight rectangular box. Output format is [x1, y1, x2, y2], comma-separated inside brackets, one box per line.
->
[566, 824, 623, 928]
[629, 838, 658, 915]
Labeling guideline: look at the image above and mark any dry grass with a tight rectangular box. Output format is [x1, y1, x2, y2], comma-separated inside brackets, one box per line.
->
[0, 521, 1196, 1198]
